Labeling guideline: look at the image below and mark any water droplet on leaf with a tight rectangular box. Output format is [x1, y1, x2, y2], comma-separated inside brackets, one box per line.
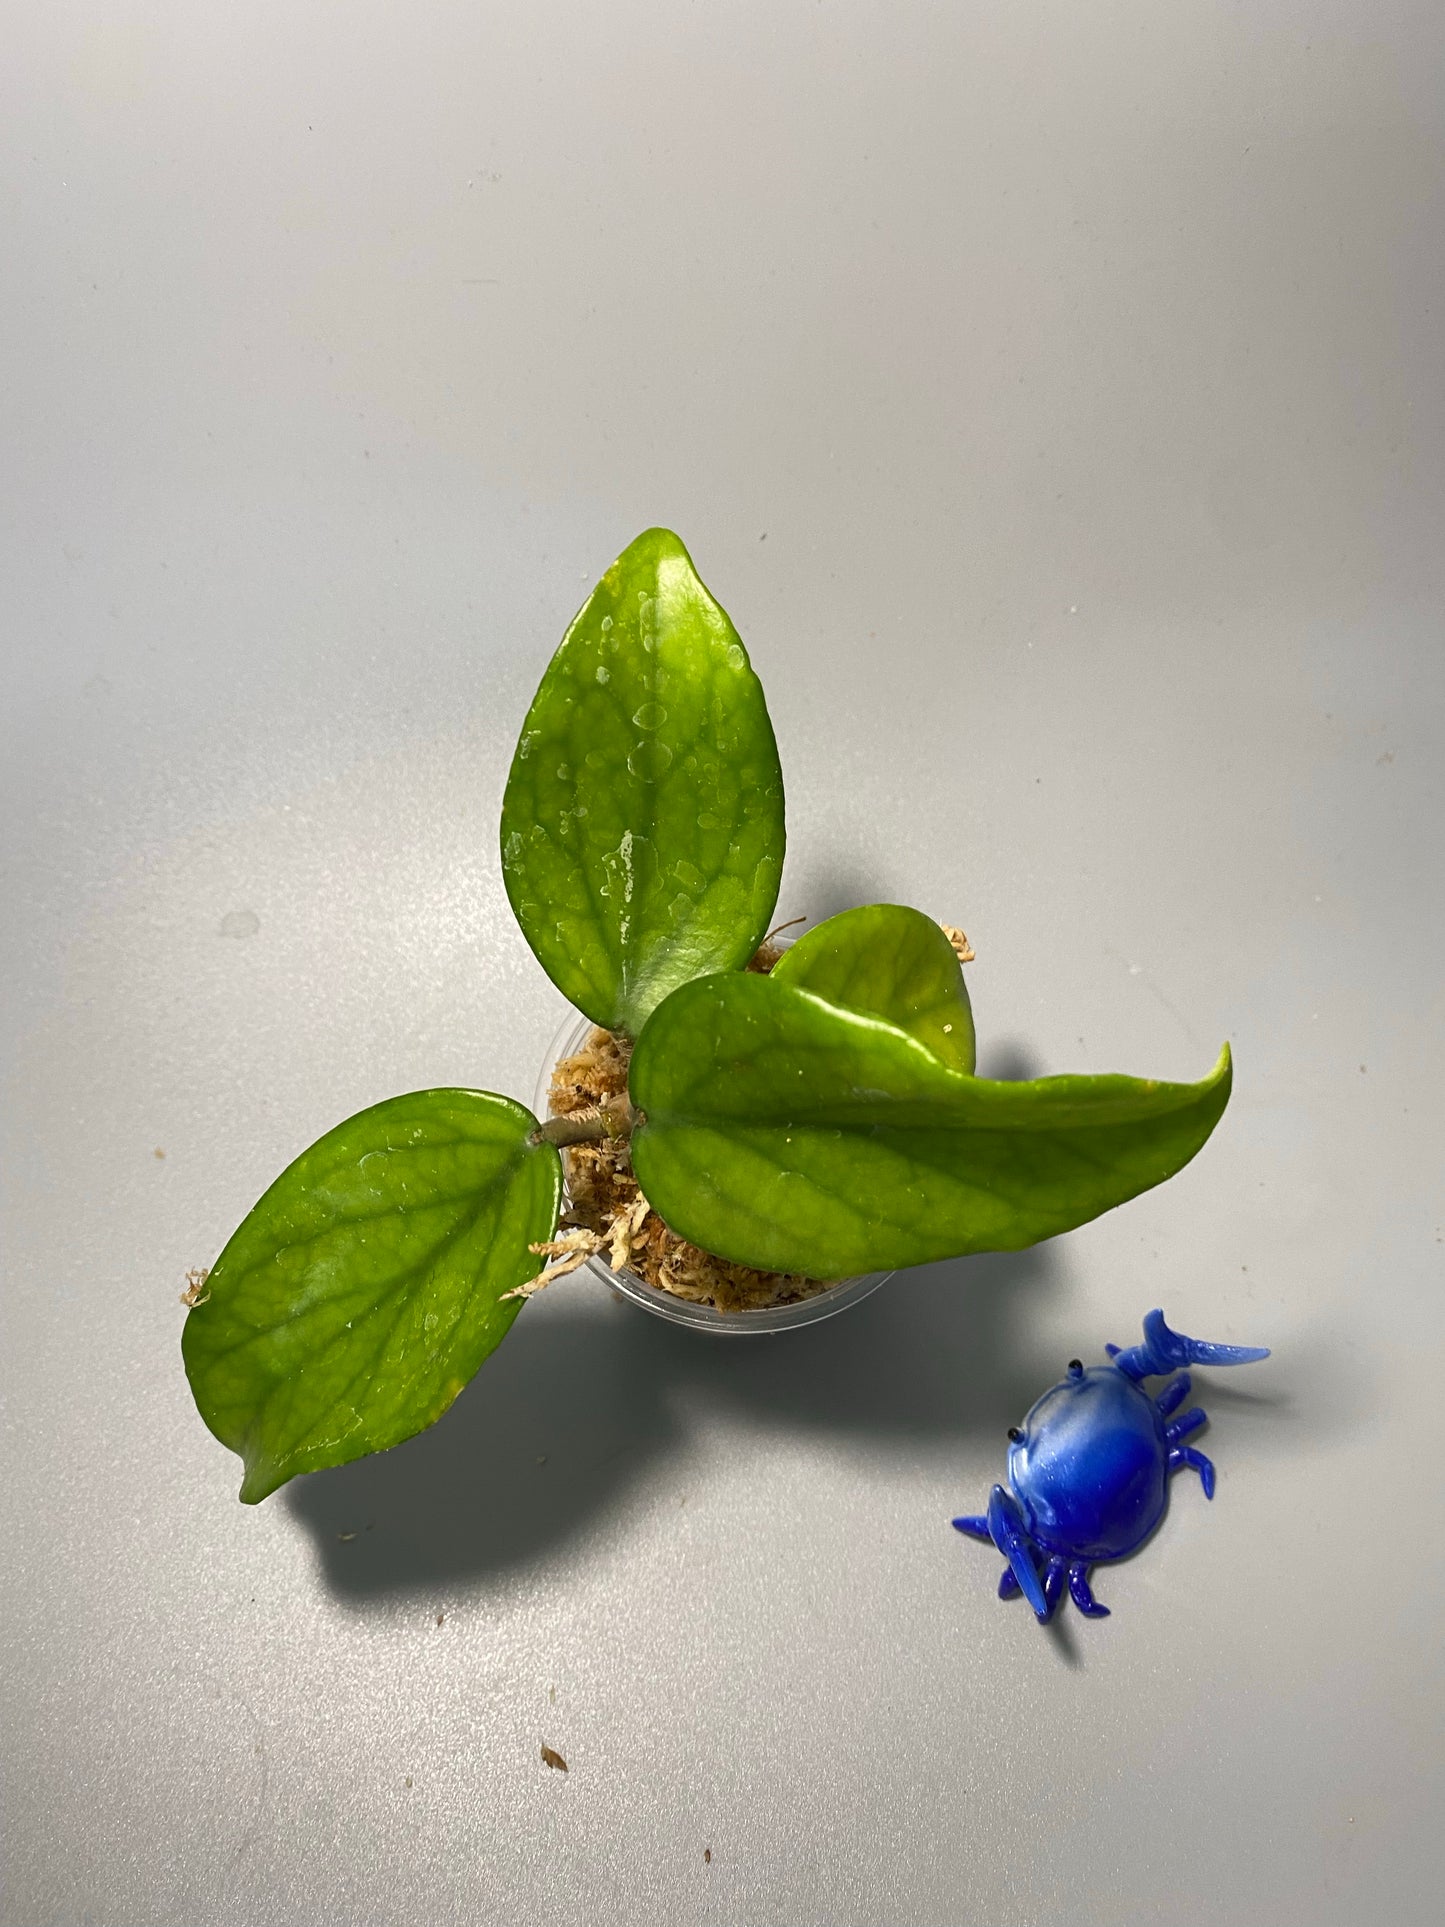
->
[627, 740, 672, 782]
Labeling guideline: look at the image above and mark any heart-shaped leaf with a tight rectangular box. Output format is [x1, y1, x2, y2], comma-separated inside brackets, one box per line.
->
[501, 528, 785, 1034]
[770, 903, 975, 1071]
[182, 1091, 561, 1502]
[629, 975, 1231, 1276]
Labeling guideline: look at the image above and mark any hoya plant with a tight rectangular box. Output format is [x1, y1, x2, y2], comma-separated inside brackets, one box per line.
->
[182, 529, 1231, 1503]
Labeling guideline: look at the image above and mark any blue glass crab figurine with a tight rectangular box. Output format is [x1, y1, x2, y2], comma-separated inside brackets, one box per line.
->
[953, 1309, 1269, 1622]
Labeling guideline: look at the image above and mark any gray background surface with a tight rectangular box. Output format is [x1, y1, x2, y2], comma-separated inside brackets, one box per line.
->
[4, 4, 1443, 1923]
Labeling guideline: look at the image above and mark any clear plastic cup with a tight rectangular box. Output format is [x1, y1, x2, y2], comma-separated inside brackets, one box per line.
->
[533, 1011, 893, 1336]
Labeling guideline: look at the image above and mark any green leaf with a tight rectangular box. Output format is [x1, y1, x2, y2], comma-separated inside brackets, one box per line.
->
[501, 528, 785, 1034]
[182, 1091, 561, 1502]
[630, 975, 1231, 1276]
[770, 903, 975, 1072]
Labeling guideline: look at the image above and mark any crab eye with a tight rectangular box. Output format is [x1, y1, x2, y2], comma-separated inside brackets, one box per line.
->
[1007, 1426, 1023, 1442]
[1068, 1358, 1083, 1375]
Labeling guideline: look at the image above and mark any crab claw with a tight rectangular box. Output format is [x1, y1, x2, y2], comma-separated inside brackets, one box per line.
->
[1113, 1308, 1270, 1382]
[987, 1485, 1049, 1621]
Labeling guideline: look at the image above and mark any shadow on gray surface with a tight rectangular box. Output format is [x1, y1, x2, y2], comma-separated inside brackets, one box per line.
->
[1043, 1608, 1085, 1670]
[776, 860, 899, 930]
[973, 1037, 1041, 1081]
[285, 1243, 1065, 1601]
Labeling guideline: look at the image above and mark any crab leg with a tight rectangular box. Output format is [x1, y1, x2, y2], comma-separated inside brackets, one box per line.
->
[1042, 1556, 1067, 1617]
[987, 1485, 1050, 1620]
[997, 1554, 1066, 1617]
[1165, 1407, 1207, 1446]
[1168, 1445, 1216, 1498]
[1115, 1309, 1269, 1382]
[956, 1508, 1045, 1611]
[1156, 1371, 1192, 1417]
[1067, 1565, 1110, 1618]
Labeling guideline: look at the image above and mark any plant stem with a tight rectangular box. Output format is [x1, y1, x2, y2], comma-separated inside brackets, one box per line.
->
[532, 1093, 635, 1147]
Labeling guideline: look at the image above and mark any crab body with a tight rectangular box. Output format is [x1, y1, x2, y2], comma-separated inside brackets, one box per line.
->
[1009, 1366, 1169, 1561]
[954, 1309, 1268, 1623]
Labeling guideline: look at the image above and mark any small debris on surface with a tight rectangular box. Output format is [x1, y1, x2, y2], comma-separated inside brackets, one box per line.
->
[404, 1776, 413, 1789]
[541, 1745, 568, 1773]
[536, 1455, 548, 1466]
[704, 1848, 712, 1864]
[435, 1612, 445, 1627]
[548, 1684, 556, 1704]
[153, 1148, 166, 1160]
[180, 1267, 211, 1308]
[337, 1531, 357, 1543]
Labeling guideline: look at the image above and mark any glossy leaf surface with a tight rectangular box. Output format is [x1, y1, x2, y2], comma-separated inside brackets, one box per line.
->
[501, 528, 785, 1034]
[770, 903, 975, 1071]
[183, 1091, 561, 1502]
[630, 975, 1231, 1276]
